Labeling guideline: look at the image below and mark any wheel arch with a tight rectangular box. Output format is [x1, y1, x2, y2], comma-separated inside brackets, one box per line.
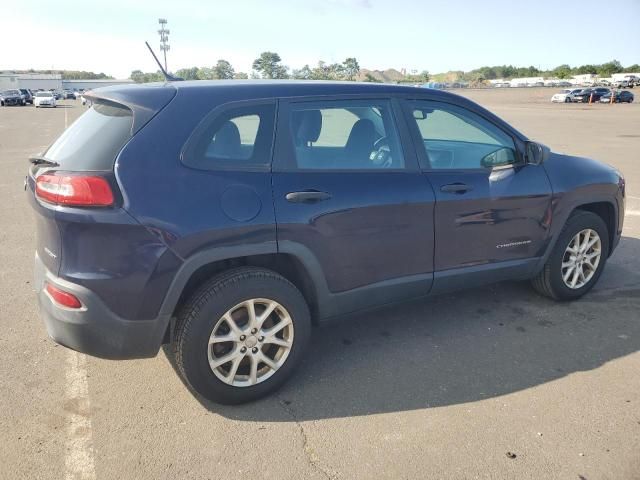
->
[534, 196, 619, 276]
[160, 246, 323, 328]
[573, 201, 617, 256]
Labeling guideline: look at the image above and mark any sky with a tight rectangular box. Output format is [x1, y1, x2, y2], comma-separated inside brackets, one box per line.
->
[2, 0, 639, 78]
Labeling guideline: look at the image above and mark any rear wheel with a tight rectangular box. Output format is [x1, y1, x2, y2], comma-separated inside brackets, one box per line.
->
[173, 267, 311, 404]
[564, 97, 571, 103]
[531, 211, 609, 300]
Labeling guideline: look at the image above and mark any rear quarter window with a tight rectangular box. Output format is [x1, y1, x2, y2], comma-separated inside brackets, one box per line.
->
[44, 101, 133, 171]
[181, 101, 276, 171]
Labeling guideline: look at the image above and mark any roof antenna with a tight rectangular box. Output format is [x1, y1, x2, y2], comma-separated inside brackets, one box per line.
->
[145, 41, 183, 81]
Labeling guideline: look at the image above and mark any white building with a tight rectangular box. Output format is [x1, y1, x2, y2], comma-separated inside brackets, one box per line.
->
[0, 73, 63, 91]
[0, 73, 133, 92]
[612, 72, 640, 81]
[571, 74, 598, 86]
[509, 77, 544, 87]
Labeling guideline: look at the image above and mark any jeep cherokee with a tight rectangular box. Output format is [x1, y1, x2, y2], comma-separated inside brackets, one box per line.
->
[28, 81, 625, 404]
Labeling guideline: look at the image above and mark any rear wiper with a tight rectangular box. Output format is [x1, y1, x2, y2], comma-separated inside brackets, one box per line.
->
[29, 155, 59, 167]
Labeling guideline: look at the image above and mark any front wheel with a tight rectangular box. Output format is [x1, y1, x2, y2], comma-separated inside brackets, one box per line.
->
[173, 267, 311, 404]
[531, 211, 609, 300]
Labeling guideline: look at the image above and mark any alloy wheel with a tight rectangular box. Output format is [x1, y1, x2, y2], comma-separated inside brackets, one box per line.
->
[561, 228, 602, 289]
[207, 298, 294, 387]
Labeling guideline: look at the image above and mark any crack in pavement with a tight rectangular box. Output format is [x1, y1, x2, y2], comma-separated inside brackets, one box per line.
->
[277, 397, 337, 480]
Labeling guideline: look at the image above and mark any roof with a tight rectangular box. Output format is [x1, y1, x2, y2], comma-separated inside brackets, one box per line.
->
[93, 79, 465, 104]
[169, 79, 437, 95]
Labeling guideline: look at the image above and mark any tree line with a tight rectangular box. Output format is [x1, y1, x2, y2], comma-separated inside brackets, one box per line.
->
[432, 60, 640, 83]
[16, 56, 636, 84]
[2, 69, 114, 80]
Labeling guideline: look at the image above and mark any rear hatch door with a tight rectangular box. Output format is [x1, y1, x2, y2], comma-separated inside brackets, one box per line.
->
[28, 84, 176, 276]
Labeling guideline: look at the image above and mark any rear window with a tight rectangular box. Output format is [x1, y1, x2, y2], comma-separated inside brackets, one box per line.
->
[44, 101, 133, 171]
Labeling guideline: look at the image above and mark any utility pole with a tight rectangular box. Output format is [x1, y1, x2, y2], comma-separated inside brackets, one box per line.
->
[158, 18, 170, 71]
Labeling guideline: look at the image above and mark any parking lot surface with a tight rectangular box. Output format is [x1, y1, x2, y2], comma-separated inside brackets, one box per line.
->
[1, 90, 639, 480]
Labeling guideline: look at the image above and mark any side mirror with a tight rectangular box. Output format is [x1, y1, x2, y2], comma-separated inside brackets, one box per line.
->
[481, 147, 517, 169]
[525, 141, 550, 165]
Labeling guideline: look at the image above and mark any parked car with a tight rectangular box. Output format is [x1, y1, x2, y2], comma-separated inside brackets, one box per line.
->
[63, 90, 75, 100]
[551, 88, 583, 103]
[572, 87, 611, 103]
[28, 81, 625, 404]
[0, 89, 24, 106]
[19, 89, 34, 105]
[624, 75, 639, 87]
[34, 91, 57, 108]
[80, 91, 91, 105]
[599, 90, 634, 103]
[48, 90, 62, 100]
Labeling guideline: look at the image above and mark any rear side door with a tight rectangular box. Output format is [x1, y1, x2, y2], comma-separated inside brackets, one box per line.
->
[272, 97, 436, 318]
[400, 99, 552, 291]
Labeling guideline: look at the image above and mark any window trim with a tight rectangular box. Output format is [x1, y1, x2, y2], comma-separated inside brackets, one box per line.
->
[180, 98, 277, 172]
[272, 96, 419, 173]
[399, 98, 525, 172]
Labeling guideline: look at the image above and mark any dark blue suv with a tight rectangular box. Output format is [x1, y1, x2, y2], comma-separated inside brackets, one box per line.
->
[29, 81, 625, 404]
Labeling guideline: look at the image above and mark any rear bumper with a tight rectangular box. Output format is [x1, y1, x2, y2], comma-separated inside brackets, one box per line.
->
[34, 252, 171, 360]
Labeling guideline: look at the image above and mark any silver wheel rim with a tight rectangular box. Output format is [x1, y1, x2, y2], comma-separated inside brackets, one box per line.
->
[561, 228, 602, 289]
[207, 298, 294, 387]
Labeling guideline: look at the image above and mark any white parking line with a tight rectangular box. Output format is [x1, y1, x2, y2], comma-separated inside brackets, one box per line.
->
[626, 210, 640, 217]
[64, 351, 96, 480]
[64, 107, 68, 129]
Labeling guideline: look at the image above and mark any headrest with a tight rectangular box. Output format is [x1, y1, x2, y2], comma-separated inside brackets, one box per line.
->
[292, 109, 322, 144]
[210, 121, 241, 158]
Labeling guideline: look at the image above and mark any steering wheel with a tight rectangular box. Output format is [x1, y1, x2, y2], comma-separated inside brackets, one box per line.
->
[371, 137, 393, 168]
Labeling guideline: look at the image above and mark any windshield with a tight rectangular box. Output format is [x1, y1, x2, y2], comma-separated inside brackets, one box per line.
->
[36, 92, 53, 97]
[3, 90, 20, 96]
[44, 101, 133, 171]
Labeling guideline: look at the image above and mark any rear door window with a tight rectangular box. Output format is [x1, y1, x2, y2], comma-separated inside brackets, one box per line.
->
[284, 100, 405, 170]
[44, 101, 133, 171]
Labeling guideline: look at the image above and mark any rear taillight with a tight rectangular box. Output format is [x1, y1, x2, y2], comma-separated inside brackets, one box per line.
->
[36, 174, 114, 207]
[45, 283, 83, 309]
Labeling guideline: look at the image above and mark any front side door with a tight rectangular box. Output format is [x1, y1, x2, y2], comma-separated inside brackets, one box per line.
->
[401, 99, 552, 284]
[272, 97, 436, 318]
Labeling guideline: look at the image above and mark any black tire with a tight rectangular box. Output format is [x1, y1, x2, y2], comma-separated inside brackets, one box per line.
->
[564, 97, 571, 103]
[173, 267, 311, 405]
[531, 210, 609, 301]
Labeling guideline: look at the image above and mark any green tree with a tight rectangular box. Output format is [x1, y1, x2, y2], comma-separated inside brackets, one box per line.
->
[363, 73, 381, 83]
[213, 59, 235, 79]
[551, 64, 572, 79]
[292, 65, 313, 80]
[252, 52, 289, 79]
[597, 59, 623, 77]
[130, 70, 164, 83]
[342, 57, 360, 81]
[175, 67, 200, 80]
[196, 67, 215, 80]
[234, 72, 249, 79]
[575, 64, 598, 75]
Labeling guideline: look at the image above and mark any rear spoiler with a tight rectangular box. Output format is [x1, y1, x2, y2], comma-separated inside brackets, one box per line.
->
[83, 84, 177, 134]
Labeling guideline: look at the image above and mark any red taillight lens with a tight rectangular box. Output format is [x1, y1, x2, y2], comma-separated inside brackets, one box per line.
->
[45, 283, 83, 309]
[36, 174, 114, 207]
